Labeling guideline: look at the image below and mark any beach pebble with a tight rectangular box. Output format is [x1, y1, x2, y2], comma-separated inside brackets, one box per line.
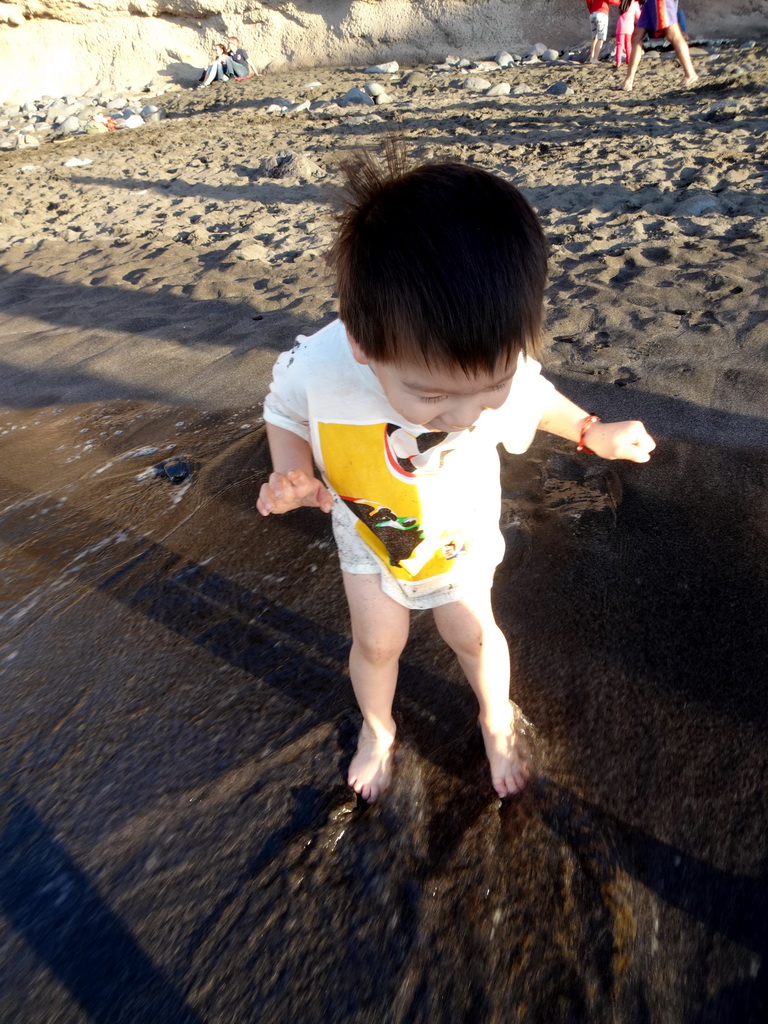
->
[739, 40, 756, 50]
[541, 48, 560, 62]
[364, 61, 399, 74]
[364, 82, 386, 97]
[339, 87, 375, 106]
[547, 81, 573, 96]
[526, 43, 548, 57]
[257, 149, 324, 181]
[401, 70, 427, 88]
[676, 193, 719, 217]
[121, 113, 145, 128]
[486, 83, 511, 97]
[290, 99, 311, 113]
[495, 52, 515, 67]
[463, 76, 492, 92]
[62, 157, 92, 167]
[235, 241, 271, 262]
[373, 92, 391, 105]
[301, 81, 323, 91]
[512, 84, 533, 96]
[57, 116, 82, 134]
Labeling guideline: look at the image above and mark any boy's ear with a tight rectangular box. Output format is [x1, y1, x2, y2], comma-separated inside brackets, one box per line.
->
[347, 333, 370, 365]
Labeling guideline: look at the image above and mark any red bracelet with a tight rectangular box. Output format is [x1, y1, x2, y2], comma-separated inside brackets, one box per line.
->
[576, 414, 600, 454]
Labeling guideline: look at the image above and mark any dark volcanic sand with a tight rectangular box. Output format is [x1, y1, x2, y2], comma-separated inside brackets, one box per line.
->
[1, 42, 768, 1024]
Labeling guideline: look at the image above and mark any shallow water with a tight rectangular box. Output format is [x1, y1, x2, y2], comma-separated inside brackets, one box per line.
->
[1, 401, 767, 1023]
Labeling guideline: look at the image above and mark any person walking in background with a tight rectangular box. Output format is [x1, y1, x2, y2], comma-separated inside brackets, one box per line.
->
[616, 0, 641, 66]
[623, 0, 699, 89]
[586, 0, 619, 64]
[225, 36, 259, 79]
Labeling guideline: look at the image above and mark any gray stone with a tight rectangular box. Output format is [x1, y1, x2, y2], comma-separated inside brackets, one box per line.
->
[495, 51, 515, 67]
[527, 43, 548, 57]
[373, 91, 391, 105]
[486, 82, 511, 97]
[339, 87, 375, 106]
[143, 108, 166, 123]
[676, 193, 719, 217]
[57, 115, 81, 134]
[122, 113, 145, 128]
[257, 150, 325, 182]
[542, 48, 560, 62]
[20, 134, 40, 148]
[547, 81, 573, 96]
[364, 61, 399, 74]
[444, 55, 461, 65]
[290, 99, 311, 113]
[107, 97, 127, 109]
[364, 81, 386, 97]
[402, 70, 427, 87]
[457, 58, 472, 68]
[739, 40, 756, 50]
[463, 75, 492, 91]
[512, 84, 533, 96]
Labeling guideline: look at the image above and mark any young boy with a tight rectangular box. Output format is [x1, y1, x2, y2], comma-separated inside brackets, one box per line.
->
[257, 156, 655, 803]
[585, 0, 619, 64]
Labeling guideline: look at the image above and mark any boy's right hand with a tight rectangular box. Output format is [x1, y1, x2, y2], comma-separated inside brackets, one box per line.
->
[257, 468, 333, 516]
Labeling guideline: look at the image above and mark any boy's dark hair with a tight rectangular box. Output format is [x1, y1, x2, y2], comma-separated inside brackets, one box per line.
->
[333, 146, 548, 374]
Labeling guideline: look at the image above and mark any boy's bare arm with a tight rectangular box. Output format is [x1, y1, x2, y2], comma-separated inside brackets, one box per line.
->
[538, 390, 655, 463]
[257, 423, 333, 515]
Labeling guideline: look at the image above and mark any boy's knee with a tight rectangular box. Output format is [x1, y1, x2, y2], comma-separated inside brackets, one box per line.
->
[352, 633, 406, 665]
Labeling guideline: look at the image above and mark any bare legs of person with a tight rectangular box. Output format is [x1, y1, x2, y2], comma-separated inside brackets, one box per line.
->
[343, 573, 529, 802]
[433, 594, 530, 798]
[623, 22, 699, 90]
[343, 572, 409, 802]
[667, 23, 699, 86]
[622, 26, 647, 90]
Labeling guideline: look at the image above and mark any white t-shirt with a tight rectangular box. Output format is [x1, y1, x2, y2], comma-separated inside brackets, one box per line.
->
[263, 319, 555, 607]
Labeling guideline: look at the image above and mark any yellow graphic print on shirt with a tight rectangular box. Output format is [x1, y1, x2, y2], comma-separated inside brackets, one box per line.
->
[317, 420, 469, 582]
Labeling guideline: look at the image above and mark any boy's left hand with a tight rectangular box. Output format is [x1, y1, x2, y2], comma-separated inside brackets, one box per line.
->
[585, 420, 656, 462]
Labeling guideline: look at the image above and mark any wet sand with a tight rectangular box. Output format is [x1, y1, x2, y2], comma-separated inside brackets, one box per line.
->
[1, 45, 768, 1023]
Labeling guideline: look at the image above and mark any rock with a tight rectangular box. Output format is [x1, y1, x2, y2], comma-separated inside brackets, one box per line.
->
[290, 99, 311, 113]
[143, 108, 166, 123]
[527, 43, 548, 57]
[495, 51, 515, 67]
[0, 5, 25, 27]
[541, 48, 560, 61]
[121, 113, 145, 128]
[512, 84, 533, 96]
[257, 150, 325, 182]
[19, 134, 40, 148]
[486, 82, 511, 97]
[62, 157, 92, 167]
[739, 40, 756, 50]
[463, 75, 492, 91]
[676, 193, 719, 217]
[373, 91, 391, 105]
[457, 58, 472, 68]
[401, 70, 427, 87]
[342, 114, 384, 126]
[265, 103, 288, 114]
[236, 241, 271, 262]
[339, 87, 375, 107]
[547, 81, 573, 96]
[107, 97, 127, 109]
[57, 115, 81, 134]
[364, 61, 399, 74]
[302, 81, 323, 91]
[364, 81, 386, 97]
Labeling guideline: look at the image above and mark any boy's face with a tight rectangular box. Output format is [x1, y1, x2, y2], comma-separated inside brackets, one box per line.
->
[349, 338, 514, 432]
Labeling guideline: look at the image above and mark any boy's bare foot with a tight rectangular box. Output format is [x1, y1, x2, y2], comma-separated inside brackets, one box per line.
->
[622, 77, 634, 91]
[348, 722, 395, 802]
[479, 703, 530, 798]
[684, 73, 700, 88]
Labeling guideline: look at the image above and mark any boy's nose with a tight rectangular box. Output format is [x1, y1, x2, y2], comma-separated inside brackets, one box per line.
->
[444, 403, 485, 430]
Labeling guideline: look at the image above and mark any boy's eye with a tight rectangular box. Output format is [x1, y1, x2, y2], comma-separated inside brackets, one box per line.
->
[420, 395, 447, 404]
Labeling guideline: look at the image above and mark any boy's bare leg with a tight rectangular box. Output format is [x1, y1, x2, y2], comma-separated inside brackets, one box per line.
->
[666, 23, 699, 85]
[342, 571, 410, 802]
[622, 26, 646, 90]
[433, 593, 529, 798]
[589, 36, 601, 64]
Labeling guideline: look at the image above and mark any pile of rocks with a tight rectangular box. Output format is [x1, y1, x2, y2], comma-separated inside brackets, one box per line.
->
[0, 93, 168, 151]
